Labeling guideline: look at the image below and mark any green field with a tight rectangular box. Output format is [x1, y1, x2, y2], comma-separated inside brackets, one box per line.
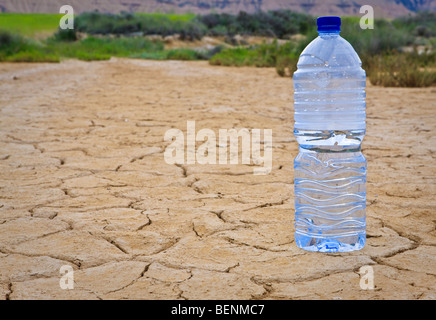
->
[0, 12, 195, 38]
[0, 13, 62, 37]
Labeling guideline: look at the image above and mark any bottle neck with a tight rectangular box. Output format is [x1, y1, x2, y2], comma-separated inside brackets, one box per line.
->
[318, 31, 340, 36]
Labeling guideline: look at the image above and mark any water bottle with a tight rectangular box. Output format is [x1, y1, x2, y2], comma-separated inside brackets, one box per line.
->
[293, 16, 366, 252]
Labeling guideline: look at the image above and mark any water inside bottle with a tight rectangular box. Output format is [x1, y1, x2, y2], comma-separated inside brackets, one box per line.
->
[294, 145, 367, 252]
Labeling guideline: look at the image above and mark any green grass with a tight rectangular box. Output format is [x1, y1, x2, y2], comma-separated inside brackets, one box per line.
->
[0, 13, 62, 37]
[131, 47, 213, 61]
[4, 50, 59, 62]
[47, 35, 165, 60]
[210, 40, 298, 68]
[210, 47, 262, 66]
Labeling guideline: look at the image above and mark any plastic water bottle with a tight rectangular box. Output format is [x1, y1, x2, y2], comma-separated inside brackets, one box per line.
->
[293, 16, 366, 252]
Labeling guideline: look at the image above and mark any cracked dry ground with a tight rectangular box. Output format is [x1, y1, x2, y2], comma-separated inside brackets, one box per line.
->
[0, 58, 435, 300]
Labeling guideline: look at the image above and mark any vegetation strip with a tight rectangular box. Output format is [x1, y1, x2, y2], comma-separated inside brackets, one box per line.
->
[0, 11, 435, 87]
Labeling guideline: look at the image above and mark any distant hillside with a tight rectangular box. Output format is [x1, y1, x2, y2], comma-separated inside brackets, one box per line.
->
[0, 0, 435, 18]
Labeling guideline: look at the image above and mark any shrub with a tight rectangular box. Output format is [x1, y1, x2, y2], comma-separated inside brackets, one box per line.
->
[197, 45, 224, 59]
[210, 47, 256, 66]
[74, 12, 207, 39]
[6, 50, 60, 62]
[0, 29, 28, 56]
[52, 28, 77, 42]
[414, 25, 433, 38]
[74, 51, 111, 61]
[366, 52, 436, 87]
[0, 29, 60, 62]
[209, 25, 228, 36]
[130, 51, 168, 60]
[392, 11, 436, 33]
[165, 48, 198, 60]
[341, 19, 413, 56]
[198, 10, 314, 38]
[210, 40, 300, 72]
[179, 21, 207, 41]
[276, 55, 298, 77]
[210, 42, 275, 67]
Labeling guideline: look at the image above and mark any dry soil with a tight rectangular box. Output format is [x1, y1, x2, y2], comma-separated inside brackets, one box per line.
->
[0, 58, 435, 299]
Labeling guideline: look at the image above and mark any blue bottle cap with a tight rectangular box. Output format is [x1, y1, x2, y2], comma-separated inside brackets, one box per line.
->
[317, 16, 341, 32]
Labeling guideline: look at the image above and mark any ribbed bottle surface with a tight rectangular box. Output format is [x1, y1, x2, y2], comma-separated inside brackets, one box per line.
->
[293, 31, 367, 252]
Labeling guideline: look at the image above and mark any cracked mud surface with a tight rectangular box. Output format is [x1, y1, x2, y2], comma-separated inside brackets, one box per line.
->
[0, 58, 435, 300]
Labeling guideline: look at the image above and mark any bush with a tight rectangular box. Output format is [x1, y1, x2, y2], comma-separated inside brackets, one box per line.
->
[52, 28, 77, 42]
[166, 48, 201, 60]
[0, 29, 60, 62]
[210, 47, 256, 66]
[74, 12, 207, 39]
[179, 21, 207, 41]
[0, 30, 15, 46]
[210, 40, 300, 72]
[414, 25, 433, 38]
[210, 46, 276, 67]
[197, 45, 224, 59]
[198, 10, 314, 38]
[366, 52, 436, 87]
[130, 51, 168, 60]
[392, 12, 436, 34]
[0, 29, 29, 56]
[276, 55, 298, 77]
[341, 18, 413, 56]
[6, 50, 59, 62]
[74, 51, 111, 61]
[209, 25, 228, 36]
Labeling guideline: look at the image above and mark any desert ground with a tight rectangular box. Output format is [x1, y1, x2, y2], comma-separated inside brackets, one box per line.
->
[0, 58, 435, 300]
